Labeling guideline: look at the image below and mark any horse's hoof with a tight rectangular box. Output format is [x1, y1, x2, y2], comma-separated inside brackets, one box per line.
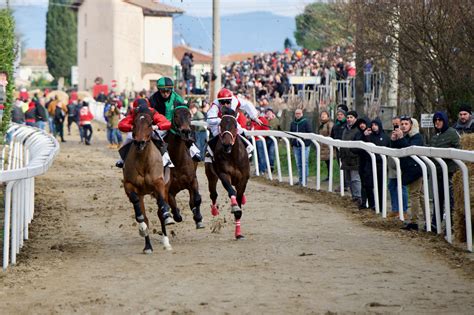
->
[235, 235, 245, 240]
[241, 194, 247, 205]
[143, 248, 153, 254]
[195, 221, 205, 229]
[164, 217, 175, 225]
[162, 236, 172, 250]
[211, 204, 219, 216]
[172, 211, 183, 223]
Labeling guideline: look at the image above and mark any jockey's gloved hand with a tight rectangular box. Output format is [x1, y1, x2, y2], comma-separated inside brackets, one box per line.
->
[152, 125, 159, 131]
[253, 118, 263, 126]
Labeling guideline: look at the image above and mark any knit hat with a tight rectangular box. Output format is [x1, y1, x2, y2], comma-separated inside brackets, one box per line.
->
[459, 103, 472, 114]
[337, 104, 348, 112]
[336, 108, 346, 116]
[346, 110, 358, 118]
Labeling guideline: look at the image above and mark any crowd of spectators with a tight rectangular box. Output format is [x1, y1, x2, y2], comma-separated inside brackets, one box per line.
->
[221, 46, 361, 107]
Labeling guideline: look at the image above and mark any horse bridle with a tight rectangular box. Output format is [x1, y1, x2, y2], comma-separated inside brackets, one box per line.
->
[133, 113, 153, 147]
[219, 114, 238, 145]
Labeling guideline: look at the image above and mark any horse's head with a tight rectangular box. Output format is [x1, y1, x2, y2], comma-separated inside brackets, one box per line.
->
[172, 105, 193, 143]
[132, 106, 153, 152]
[219, 112, 238, 154]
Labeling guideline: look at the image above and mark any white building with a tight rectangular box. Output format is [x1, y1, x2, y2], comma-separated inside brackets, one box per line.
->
[74, 0, 183, 92]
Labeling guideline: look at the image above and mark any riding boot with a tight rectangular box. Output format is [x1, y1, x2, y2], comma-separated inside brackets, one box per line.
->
[205, 136, 219, 163]
[116, 142, 132, 168]
[152, 138, 174, 168]
[189, 143, 202, 162]
[239, 135, 254, 158]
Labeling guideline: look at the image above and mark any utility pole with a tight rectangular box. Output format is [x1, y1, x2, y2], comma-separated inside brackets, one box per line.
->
[211, 0, 221, 99]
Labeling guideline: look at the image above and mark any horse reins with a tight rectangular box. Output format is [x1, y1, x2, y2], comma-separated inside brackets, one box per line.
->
[219, 114, 238, 145]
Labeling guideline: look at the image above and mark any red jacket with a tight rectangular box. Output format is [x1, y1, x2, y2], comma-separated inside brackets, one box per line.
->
[79, 106, 94, 126]
[252, 116, 270, 140]
[118, 107, 171, 133]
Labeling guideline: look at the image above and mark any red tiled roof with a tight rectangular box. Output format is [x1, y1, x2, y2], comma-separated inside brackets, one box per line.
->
[222, 52, 258, 64]
[73, 0, 183, 14]
[124, 0, 183, 14]
[20, 49, 46, 67]
[173, 45, 212, 64]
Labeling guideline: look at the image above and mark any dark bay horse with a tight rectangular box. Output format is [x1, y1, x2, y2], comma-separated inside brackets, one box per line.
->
[165, 105, 204, 229]
[122, 106, 174, 254]
[205, 112, 249, 239]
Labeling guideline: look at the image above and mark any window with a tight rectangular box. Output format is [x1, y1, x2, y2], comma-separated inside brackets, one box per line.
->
[84, 40, 87, 58]
[84, 13, 87, 27]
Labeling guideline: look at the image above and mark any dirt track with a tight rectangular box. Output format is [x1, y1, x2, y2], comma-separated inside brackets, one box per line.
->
[1, 123, 474, 314]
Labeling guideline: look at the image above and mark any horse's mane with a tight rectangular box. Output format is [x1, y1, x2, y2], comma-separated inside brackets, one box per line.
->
[174, 102, 189, 110]
[221, 106, 236, 117]
[135, 104, 153, 116]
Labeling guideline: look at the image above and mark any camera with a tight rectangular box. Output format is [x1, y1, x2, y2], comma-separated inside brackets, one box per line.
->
[393, 125, 399, 130]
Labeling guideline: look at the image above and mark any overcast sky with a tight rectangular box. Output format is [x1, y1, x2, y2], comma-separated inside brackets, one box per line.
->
[6, 0, 315, 17]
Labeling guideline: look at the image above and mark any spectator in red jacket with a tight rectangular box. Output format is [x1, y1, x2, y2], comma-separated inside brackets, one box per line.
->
[79, 102, 94, 145]
[252, 112, 270, 174]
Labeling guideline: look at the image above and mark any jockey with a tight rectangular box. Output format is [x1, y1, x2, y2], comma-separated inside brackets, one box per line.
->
[115, 98, 174, 168]
[149, 76, 201, 161]
[206, 88, 261, 162]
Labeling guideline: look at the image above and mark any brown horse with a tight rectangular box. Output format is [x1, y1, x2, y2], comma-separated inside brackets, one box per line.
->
[122, 106, 174, 254]
[205, 111, 249, 239]
[165, 105, 204, 229]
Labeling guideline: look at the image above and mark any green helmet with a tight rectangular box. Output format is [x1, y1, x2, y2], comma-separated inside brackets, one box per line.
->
[156, 77, 174, 89]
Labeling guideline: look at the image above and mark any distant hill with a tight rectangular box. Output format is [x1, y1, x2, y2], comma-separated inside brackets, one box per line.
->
[12, 7, 296, 54]
[174, 11, 296, 54]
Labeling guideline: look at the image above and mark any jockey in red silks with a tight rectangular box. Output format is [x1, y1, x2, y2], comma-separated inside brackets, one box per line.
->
[205, 88, 262, 162]
[115, 98, 173, 168]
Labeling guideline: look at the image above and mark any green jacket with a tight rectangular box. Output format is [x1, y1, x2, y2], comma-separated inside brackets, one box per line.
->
[430, 127, 460, 173]
[149, 90, 184, 121]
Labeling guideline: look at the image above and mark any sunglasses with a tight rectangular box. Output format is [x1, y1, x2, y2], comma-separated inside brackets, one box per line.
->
[219, 99, 232, 105]
[400, 115, 411, 120]
[159, 88, 172, 93]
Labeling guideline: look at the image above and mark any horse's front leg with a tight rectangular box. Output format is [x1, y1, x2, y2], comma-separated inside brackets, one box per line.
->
[125, 184, 153, 254]
[217, 172, 244, 240]
[234, 181, 248, 240]
[155, 179, 173, 250]
[167, 187, 183, 223]
[205, 163, 219, 216]
[189, 176, 204, 229]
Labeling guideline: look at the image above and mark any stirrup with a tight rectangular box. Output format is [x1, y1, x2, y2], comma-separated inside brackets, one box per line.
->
[162, 152, 175, 168]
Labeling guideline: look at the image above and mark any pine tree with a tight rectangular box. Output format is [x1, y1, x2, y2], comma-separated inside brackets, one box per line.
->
[46, 0, 77, 84]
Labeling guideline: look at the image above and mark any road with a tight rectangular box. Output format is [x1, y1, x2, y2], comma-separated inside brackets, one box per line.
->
[1, 124, 473, 314]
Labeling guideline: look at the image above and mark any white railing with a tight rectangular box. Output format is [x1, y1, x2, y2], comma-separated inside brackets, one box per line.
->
[245, 130, 474, 252]
[1, 124, 60, 271]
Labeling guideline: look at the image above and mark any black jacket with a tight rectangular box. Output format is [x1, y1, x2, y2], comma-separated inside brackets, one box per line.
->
[330, 119, 347, 140]
[290, 117, 312, 147]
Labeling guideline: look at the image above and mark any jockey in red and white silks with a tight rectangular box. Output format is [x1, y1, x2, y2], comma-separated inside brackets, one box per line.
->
[207, 88, 260, 137]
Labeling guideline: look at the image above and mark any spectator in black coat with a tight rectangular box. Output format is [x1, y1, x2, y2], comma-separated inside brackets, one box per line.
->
[364, 118, 390, 210]
[351, 117, 373, 209]
[290, 108, 312, 185]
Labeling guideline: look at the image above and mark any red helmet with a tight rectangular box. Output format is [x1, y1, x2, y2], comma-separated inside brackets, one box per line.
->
[217, 88, 233, 100]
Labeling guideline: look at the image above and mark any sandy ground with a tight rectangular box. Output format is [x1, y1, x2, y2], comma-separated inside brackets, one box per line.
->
[1, 122, 474, 314]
